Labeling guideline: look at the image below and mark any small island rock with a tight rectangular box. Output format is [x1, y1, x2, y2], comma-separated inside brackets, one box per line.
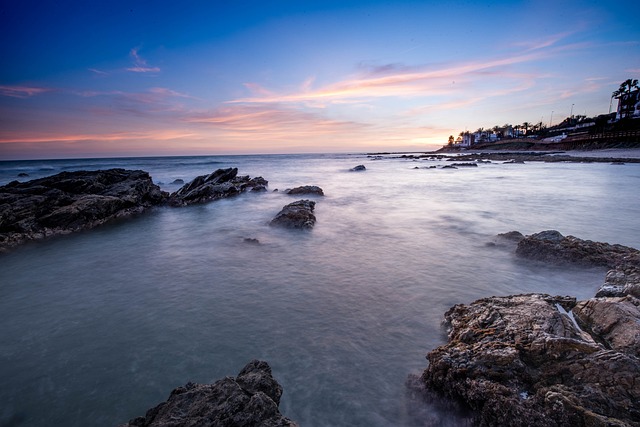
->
[350, 165, 366, 171]
[285, 185, 324, 196]
[168, 168, 268, 206]
[122, 360, 297, 427]
[270, 200, 316, 229]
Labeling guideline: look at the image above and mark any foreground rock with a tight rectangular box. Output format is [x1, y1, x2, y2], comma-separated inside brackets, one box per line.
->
[270, 200, 316, 229]
[285, 185, 324, 196]
[122, 360, 297, 427]
[350, 165, 366, 171]
[169, 168, 268, 206]
[418, 293, 640, 426]
[0, 169, 166, 252]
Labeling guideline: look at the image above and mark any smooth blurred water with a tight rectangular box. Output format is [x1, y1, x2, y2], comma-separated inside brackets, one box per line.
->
[1, 153, 638, 426]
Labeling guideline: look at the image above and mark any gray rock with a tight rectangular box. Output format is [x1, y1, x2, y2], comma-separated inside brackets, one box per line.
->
[122, 360, 297, 427]
[285, 186, 324, 196]
[350, 165, 366, 171]
[171, 179, 184, 185]
[0, 169, 166, 252]
[168, 168, 268, 206]
[270, 200, 316, 230]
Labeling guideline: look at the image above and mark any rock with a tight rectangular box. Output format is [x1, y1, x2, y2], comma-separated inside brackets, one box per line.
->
[515, 230, 640, 268]
[285, 186, 324, 196]
[270, 200, 316, 230]
[0, 169, 166, 252]
[244, 238, 260, 245]
[122, 360, 297, 427]
[450, 162, 478, 167]
[417, 293, 640, 426]
[17, 172, 29, 177]
[350, 165, 366, 171]
[573, 296, 640, 358]
[596, 265, 640, 298]
[171, 179, 184, 185]
[168, 168, 268, 206]
[441, 165, 457, 169]
[503, 159, 525, 164]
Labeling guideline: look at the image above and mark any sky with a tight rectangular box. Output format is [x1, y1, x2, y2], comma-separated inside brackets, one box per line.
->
[1, 0, 639, 159]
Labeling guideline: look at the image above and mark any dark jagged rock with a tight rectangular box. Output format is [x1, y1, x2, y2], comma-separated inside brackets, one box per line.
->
[350, 165, 366, 171]
[515, 230, 640, 268]
[270, 200, 316, 229]
[285, 185, 324, 196]
[122, 360, 297, 427]
[168, 168, 268, 206]
[0, 169, 166, 252]
[417, 293, 640, 427]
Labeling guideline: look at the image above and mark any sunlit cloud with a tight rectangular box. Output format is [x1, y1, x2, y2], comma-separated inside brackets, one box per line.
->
[126, 47, 160, 73]
[232, 51, 548, 106]
[0, 85, 52, 98]
[187, 104, 368, 137]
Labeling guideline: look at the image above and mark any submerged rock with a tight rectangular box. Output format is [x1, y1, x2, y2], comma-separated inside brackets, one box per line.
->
[168, 168, 268, 206]
[285, 185, 324, 196]
[350, 165, 366, 171]
[122, 360, 298, 427]
[418, 293, 640, 426]
[0, 169, 166, 252]
[270, 200, 316, 229]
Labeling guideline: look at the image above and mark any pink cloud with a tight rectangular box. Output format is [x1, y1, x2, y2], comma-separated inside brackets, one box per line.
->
[0, 85, 52, 98]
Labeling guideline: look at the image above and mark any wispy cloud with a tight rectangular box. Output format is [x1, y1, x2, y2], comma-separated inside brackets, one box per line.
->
[231, 51, 547, 106]
[126, 47, 160, 73]
[88, 68, 109, 76]
[187, 104, 368, 139]
[0, 85, 52, 98]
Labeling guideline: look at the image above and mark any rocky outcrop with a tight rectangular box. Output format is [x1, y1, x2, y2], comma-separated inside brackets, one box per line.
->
[168, 168, 268, 206]
[418, 293, 640, 426]
[0, 169, 166, 252]
[350, 165, 366, 171]
[270, 200, 316, 229]
[122, 360, 297, 427]
[285, 186, 324, 196]
[515, 230, 640, 268]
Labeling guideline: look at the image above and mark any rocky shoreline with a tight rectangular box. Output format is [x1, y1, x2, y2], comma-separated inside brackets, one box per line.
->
[412, 230, 640, 426]
[0, 167, 326, 252]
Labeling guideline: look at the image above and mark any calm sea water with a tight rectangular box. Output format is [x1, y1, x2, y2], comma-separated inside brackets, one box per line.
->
[1, 153, 639, 426]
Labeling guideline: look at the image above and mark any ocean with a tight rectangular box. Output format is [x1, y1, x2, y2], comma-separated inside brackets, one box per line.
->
[1, 153, 639, 426]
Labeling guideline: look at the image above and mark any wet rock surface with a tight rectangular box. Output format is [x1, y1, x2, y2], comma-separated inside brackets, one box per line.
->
[415, 231, 640, 426]
[418, 293, 640, 426]
[122, 360, 297, 427]
[350, 164, 366, 171]
[168, 168, 268, 206]
[0, 169, 166, 252]
[270, 200, 316, 229]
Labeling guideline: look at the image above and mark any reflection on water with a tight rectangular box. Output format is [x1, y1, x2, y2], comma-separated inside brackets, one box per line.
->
[0, 154, 637, 426]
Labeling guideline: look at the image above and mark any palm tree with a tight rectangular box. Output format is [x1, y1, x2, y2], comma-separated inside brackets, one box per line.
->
[522, 122, 530, 135]
[612, 79, 639, 119]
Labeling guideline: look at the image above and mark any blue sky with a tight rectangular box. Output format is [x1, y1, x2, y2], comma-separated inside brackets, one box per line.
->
[1, 0, 639, 159]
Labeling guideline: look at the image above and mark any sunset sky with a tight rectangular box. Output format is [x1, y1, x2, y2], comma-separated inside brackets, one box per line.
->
[1, 0, 639, 159]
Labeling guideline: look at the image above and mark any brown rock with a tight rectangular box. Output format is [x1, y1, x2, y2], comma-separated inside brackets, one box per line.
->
[418, 294, 640, 426]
